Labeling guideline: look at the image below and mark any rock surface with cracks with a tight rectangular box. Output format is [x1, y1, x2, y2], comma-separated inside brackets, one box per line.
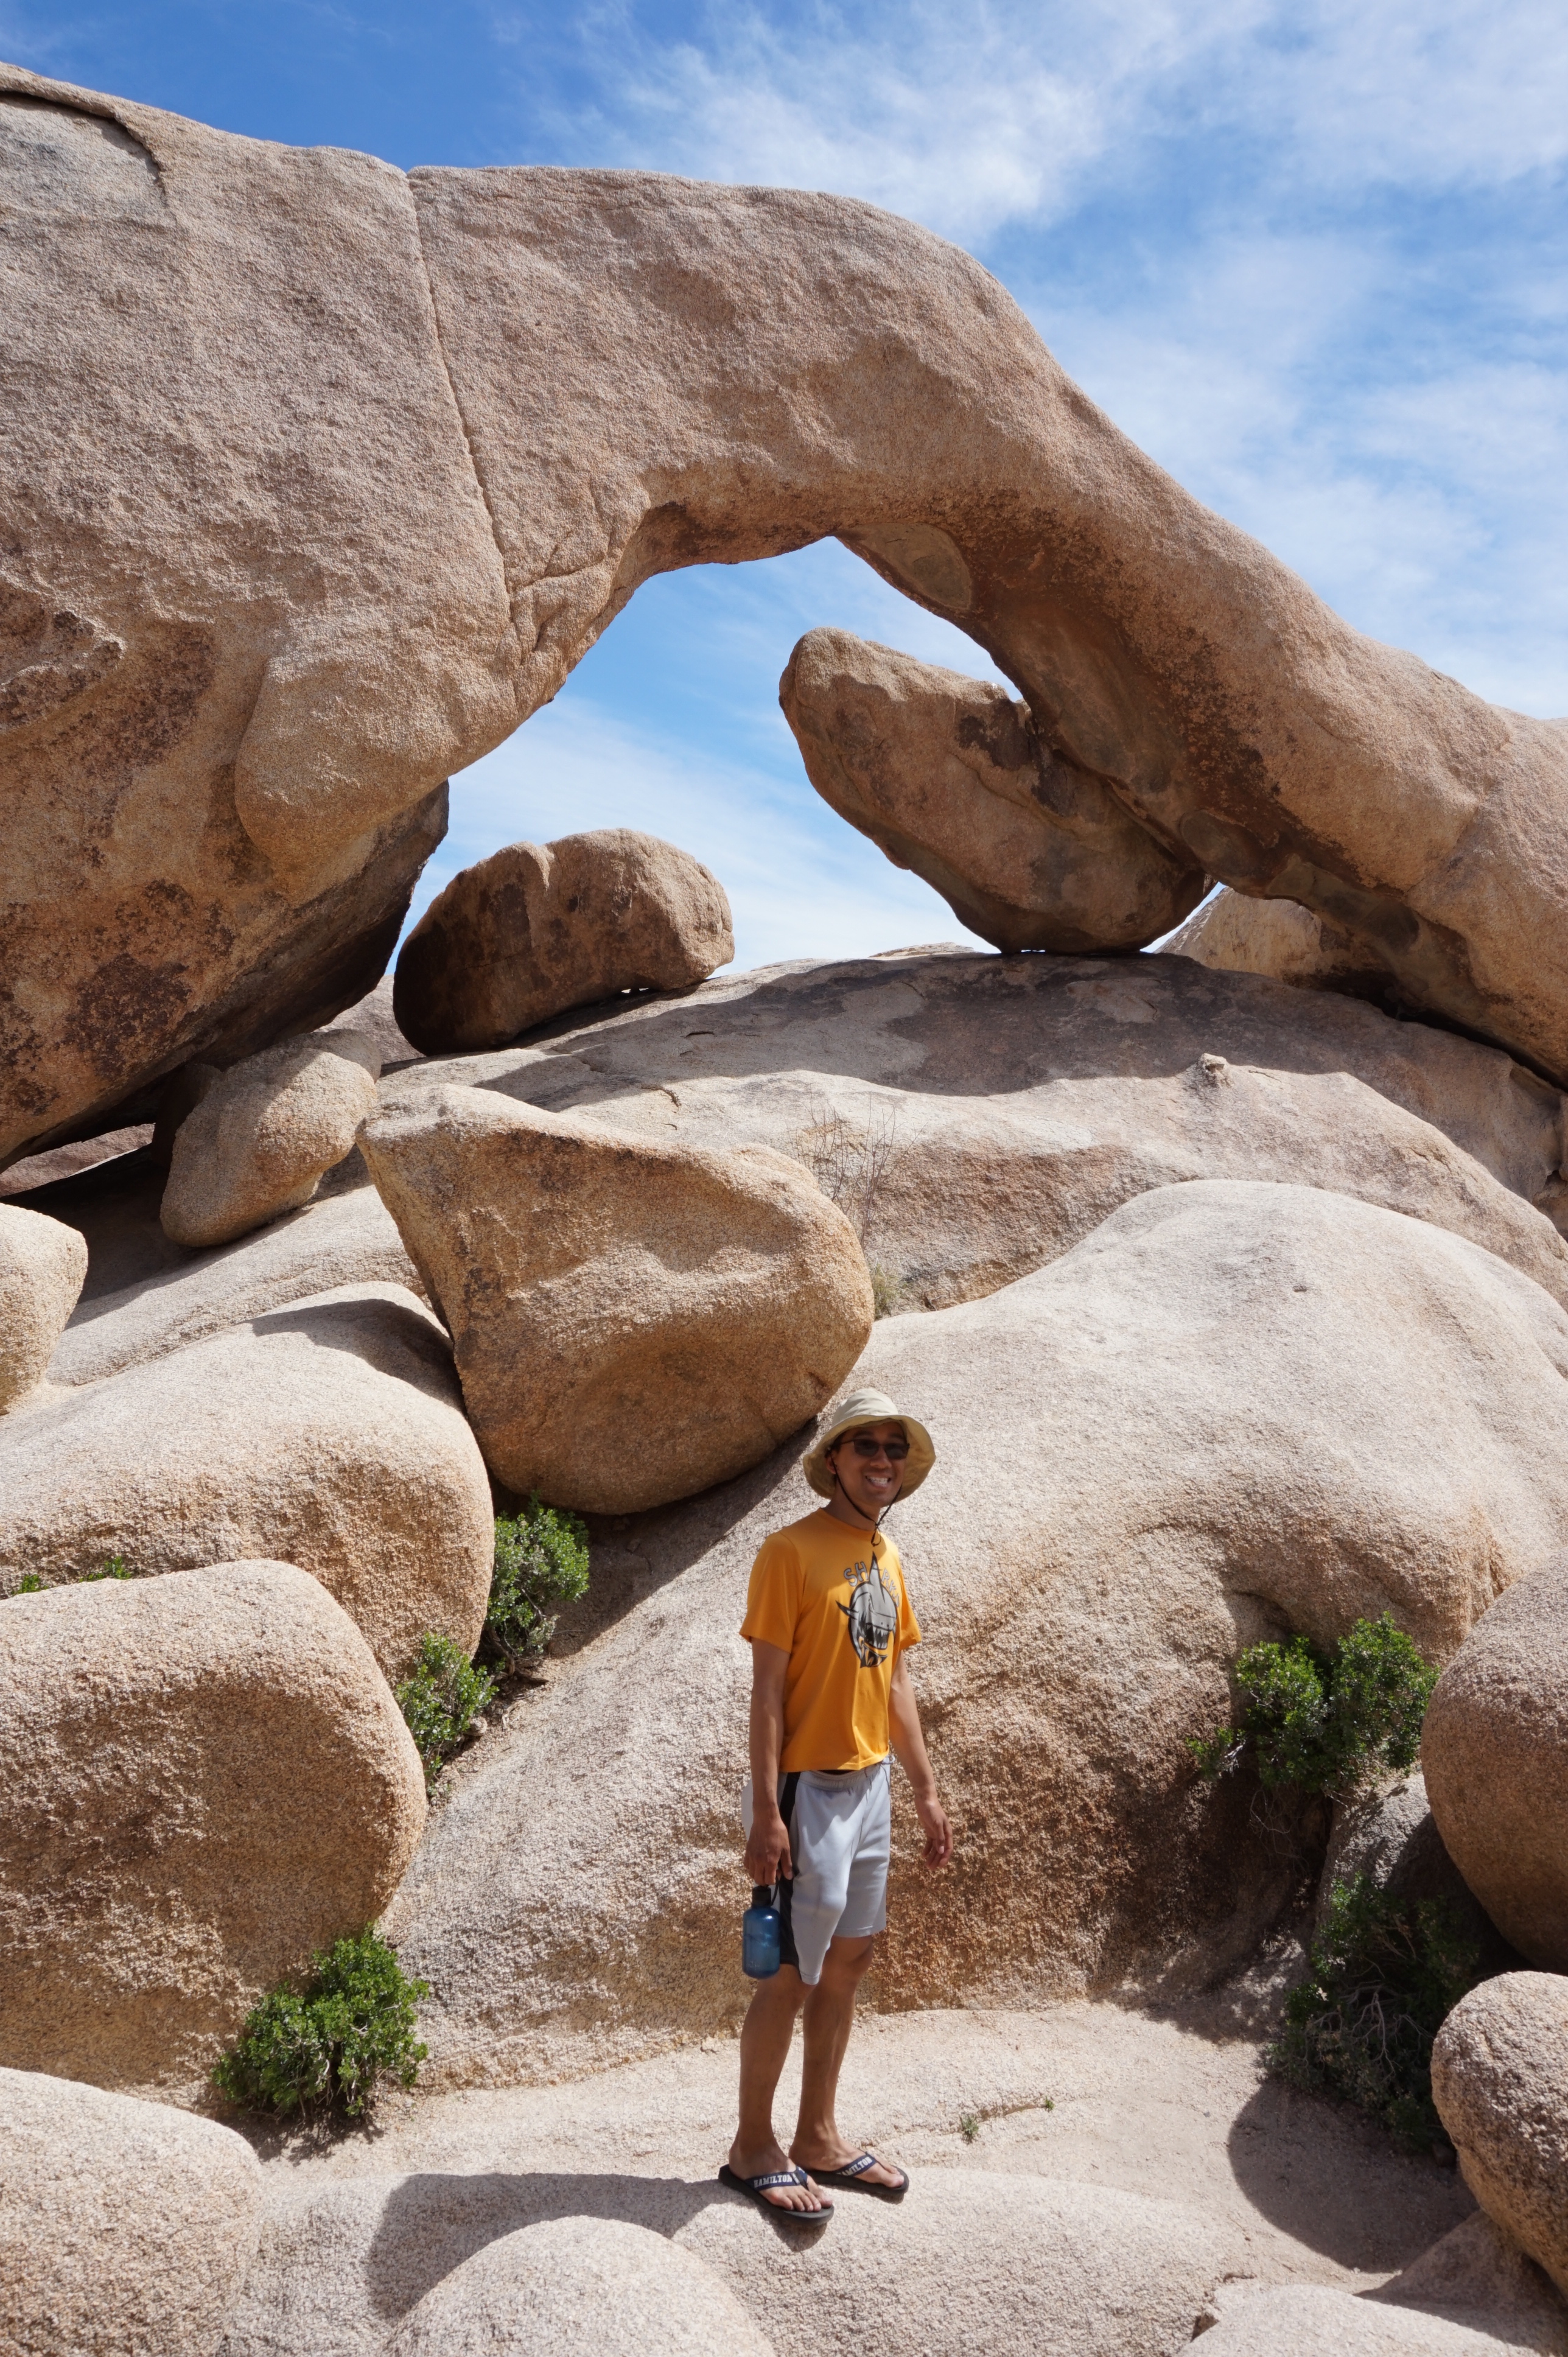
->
[6, 57, 1568, 1168]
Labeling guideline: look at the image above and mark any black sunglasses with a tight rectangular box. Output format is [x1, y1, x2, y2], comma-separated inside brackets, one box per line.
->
[847, 1435, 908, 1460]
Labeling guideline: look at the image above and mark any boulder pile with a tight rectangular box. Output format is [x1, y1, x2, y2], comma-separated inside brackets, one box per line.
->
[5, 53, 1568, 2357]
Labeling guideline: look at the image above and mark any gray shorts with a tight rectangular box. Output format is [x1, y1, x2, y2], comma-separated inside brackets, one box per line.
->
[742, 1759, 892, 1986]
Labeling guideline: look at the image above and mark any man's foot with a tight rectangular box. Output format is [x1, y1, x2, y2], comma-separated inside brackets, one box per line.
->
[726, 2142, 830, 2213]
[791, 2142, 908, 2196]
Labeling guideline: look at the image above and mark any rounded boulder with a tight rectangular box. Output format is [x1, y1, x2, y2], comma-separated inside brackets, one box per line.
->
[161, 1031, 382, 1250]
[387, 2217, 773, 2357]
[0, 2065, 263, 2357]
[0, 1559, 426, 2093]
[1423, 1555, 1568, 1967]
[1432, 1974, 1568, 2303]
[0, 1201, 86, 1412]
[394, 829, 733, 1055]
[361, 1084, 873, 1513]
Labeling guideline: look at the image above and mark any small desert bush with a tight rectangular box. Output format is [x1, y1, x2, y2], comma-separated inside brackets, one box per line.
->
[868, 1263, 906, 1320]
[1188, 1613, 1438, 1798]
[790, 1095, 898, 1242]
[214, 1927, 428, 2120]
[395, 1631, 496, 1787]
[487, 1494, 590, 1668]
[1270, 1874, 1480, 2151]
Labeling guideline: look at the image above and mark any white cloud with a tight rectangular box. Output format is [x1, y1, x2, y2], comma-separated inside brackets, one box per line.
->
[544, 0, 1568, 251]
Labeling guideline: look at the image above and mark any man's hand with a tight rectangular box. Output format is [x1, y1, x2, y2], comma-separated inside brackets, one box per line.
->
[912, 1787, 953, 1870]
[745, 1804, 793, 1886]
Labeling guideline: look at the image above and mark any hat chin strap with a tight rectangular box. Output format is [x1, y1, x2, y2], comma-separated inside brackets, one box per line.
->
[831, 1466, 891, 1560]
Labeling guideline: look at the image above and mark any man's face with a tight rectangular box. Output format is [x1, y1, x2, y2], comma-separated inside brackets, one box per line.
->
[828, 1418, 908, 1519]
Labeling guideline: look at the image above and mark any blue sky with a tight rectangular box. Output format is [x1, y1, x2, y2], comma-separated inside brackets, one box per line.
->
[6, 2, 1566, 973]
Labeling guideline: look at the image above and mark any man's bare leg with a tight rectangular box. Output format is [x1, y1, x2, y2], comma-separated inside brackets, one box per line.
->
[789, 1935, 904, 2189]
[727, 1966, 829, 2213]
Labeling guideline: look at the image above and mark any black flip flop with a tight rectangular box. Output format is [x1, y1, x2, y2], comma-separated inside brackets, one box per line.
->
[809, 2152, 909, 2201]
[718, 2163, 834, 2222]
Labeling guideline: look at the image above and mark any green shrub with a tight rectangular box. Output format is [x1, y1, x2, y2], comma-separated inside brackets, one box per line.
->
[1188, 1613, 1438, 1798]
[213, 1927, 428, 2120]
[486, 1494, 590, 1669]
[394, 1631, 497, 1787]
[9, 1560, 134, 1599]
[1270, 1874, 1481, 2150]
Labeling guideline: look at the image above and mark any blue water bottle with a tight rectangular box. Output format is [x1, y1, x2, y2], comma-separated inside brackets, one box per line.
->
[742, 1885, 782, 1978]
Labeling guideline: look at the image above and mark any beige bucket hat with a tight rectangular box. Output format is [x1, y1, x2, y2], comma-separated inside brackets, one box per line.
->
[803, 1387, 936, 1499]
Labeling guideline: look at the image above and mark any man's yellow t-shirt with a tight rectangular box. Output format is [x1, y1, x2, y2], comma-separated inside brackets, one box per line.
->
[740, 1508, 922, 1772]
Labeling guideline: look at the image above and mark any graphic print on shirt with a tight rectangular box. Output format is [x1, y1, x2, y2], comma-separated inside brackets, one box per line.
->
[840, 1557, 900, 1669]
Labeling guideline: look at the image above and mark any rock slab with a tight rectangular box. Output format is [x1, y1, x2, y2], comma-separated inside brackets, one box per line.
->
[390, 948, 1568, 1317]
[0, 1560, 425, 2093]
[394, 828, 733, 1054]
[1433, 1974, 1568, 2303]
[0, 1200, 86, 1409]
[0, 2064, 262, 2357]
[1423, 1555, 1568, 1969]
[0, 1282, 493, 1678]
[361, 1084, 873, 1513]
[780, 626, 1203, 951]
[161, 1029, 382, 1249]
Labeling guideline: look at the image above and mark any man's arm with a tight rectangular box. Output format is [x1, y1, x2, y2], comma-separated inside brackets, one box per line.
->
[744, 1640, 794, 1885]
[889, 1654, 953, 1869]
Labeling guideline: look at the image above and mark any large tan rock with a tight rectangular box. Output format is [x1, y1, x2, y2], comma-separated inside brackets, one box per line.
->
[0, 69, 508, 1168]
[1433, 1975, 1568, 2304]
[7, 61, 1568, 1163]
[387, 2219, 773, 2357]
[779, 628, 1202, 952]
[394, 828, 733, 1054]
[1423, 1557, 1568, 1969]
[1165, 884, 1391, 998]
[0, 1282, 492, 1677]
[0, 2065, 263, 2357]
[0, 1560, 425, 2093]
[0, 1200, 85, 1409]
[160, 1030, 381, 1248]
[383, 948, 1568, 1314]
[361, 1084, 873, 1513]
[386, 1179, 1568, 2086]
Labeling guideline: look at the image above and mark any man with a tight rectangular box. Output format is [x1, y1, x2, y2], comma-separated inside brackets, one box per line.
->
[721, 1387, 953, 2222]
